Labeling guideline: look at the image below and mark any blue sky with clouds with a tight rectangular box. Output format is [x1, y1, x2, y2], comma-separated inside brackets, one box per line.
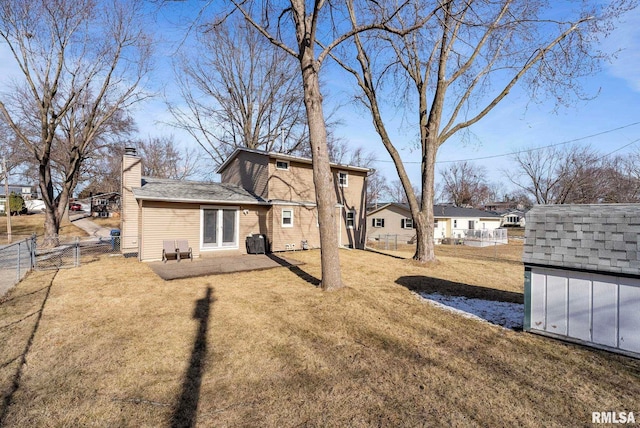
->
[1, 3, 638, 196]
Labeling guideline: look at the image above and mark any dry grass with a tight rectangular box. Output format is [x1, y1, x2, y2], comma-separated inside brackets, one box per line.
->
[0, 213, 85, 243]
[90, 217, 121, 229]
[1, 247, 638, 427]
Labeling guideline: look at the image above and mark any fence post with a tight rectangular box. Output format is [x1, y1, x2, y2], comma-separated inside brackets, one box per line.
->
[31, 234, 37, 269]
[394, 234, 398, 251]
[16, 240, 21, 283]
[75, 237, 80, 267]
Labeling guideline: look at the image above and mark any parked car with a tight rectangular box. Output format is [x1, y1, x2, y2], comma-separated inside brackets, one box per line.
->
[69, 203, 82, 211]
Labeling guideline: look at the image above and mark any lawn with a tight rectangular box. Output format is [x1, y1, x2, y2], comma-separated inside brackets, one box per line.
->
[1, 245, 638, 426]
[0, 213, 86, 244]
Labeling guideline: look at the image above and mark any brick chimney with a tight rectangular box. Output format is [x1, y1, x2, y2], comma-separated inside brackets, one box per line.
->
[121, 147, 141, 254]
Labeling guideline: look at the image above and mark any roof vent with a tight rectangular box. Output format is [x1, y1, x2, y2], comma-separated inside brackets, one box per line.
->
[124, 147, 137, 156]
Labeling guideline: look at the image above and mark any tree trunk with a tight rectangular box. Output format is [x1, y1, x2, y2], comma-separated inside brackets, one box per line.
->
[299, 51, 343, 291]
[414, 138, 437, 262]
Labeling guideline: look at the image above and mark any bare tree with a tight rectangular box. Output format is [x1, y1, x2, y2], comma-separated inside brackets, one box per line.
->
[506, 144, 604, 204]
[135, 136, 199, 180]
[0, 0, 152, 246]
[224, 1, 414, 290]
[168, 15, 308, 167]
[440, 162, 491, 207]
[366, 170, 390, 209]
[337, 0, 635, 262]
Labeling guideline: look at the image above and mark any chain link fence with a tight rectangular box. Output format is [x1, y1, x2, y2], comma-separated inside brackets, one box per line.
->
[0, 236, 36, 296]
[0, 233, 123, 296]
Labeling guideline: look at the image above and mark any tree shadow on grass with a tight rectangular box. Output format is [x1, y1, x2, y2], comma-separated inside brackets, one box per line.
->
[397, 276, 524, 330]
[0, 272, 55, 426]
[266, 253, 321, 287]
[171, 286, 214, 428]
[396, 276, 523, 304]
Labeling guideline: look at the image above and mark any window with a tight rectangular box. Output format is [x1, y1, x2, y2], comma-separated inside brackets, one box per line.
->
[434, 219, 439, 227]
[282, 209, 293, 227]
[201, 207, 238, 249]
[346, 210, 356, 229]
[372, 218, 385, 228]
[338, 171, 348, 187]
[402, 218, 414, 229]
[453, 220, 457, 228]
[468, 220, 475, 230]
[276, 160, 289, 170]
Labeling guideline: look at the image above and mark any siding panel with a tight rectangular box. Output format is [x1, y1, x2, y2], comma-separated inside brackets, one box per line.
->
[619, 278, 640, 353]
[140, 201, 200, 261]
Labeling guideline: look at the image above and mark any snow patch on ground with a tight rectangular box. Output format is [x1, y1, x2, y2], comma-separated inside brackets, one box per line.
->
[417, 292, 524, 330]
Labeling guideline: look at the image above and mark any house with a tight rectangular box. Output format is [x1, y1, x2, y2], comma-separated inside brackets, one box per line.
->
[121, 147, 369, 261]
[523, 204, 640, 358]
[367, 203, 504, 245]
[89, 192, 120, 218]
[500, 209, 527, 227]
[0, 184, 40, 213]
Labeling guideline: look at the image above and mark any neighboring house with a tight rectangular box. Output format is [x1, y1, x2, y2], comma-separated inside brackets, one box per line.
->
[121, 147, 369, 261]
[367, 203, 503, 245]
[90, 192, 120, 218]
[484, 200, 526, 212]
[0, 184, 40, 213]
[500, 209, 527, 227]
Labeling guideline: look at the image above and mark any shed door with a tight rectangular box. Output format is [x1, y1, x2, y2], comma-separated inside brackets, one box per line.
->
[567, 276, 591, 342]
[545, 274, 568, 336]
[592, 278, 618, 348]
[619, 279, 640, 353]
[530, 272, 546, 330]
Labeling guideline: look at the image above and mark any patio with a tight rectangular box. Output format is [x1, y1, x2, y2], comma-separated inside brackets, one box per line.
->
[148, 253, 305, 280]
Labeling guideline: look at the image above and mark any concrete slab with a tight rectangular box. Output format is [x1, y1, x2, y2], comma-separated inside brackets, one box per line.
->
[148, 253, 305, 281]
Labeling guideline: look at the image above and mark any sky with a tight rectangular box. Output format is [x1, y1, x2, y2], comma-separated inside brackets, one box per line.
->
[1, 2, 639, 199]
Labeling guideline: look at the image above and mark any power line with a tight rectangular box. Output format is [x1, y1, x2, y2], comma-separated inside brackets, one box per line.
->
[370, 120, 640, 165]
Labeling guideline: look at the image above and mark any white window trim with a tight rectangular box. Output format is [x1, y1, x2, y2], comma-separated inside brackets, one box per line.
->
[276, 160, 289, 170]
[403, 218, 414, 229]
[282, 208, 294, 228]
[373, 218, 384, 228]
[338, 171, 348, 188]
[346, 210, 356, 229]
[200, 205, 240, 251]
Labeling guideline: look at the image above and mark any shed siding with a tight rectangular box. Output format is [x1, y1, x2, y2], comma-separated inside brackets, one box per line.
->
[619, 279, 640, 353]
[526, 266, 640, 356]
[545, 274, 568, 336]
[524, 204, 640, 357]
[567, 276, 591, 342]
[530, 271, 546, 330]
[591, 278, 618, 348]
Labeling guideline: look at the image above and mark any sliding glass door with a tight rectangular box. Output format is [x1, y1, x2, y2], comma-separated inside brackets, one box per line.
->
[201, 207, 238, 249]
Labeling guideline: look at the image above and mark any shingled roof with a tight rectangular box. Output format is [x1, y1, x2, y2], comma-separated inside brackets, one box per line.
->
[523, 204, 640, 276]
[368, 203, 501, 218]
[133, 177, 266, 204]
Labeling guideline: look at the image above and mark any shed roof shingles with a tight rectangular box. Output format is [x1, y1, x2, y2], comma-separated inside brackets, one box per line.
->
[133, 177, 266, 204]
[523, 204, 640, 276]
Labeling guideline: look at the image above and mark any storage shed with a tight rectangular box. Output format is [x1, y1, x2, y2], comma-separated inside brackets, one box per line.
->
[523, 204, 640, 358]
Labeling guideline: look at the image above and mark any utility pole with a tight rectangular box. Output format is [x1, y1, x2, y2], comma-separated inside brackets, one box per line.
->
[2, 157, 11, 244]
